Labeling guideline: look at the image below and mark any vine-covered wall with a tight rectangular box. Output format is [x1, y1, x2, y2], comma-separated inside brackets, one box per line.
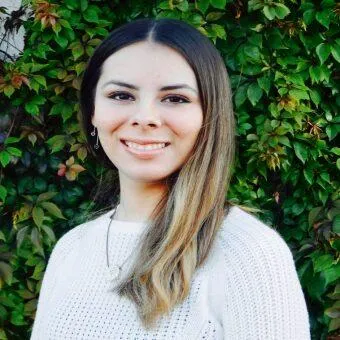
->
[0, 1, 339, 339]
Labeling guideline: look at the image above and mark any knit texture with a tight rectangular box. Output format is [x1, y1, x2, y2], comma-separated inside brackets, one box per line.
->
[30, 205, 310, 339]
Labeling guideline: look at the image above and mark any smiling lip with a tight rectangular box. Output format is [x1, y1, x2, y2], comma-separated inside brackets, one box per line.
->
[120, 139, 170, 159]
[120, 138, 170, 145]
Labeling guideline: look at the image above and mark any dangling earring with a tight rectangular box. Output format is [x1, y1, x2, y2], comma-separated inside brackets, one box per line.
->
[91, 126, 99, 149]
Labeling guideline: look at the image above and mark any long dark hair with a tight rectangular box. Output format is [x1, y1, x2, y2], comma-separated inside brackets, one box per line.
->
[79, 18, 235, 329]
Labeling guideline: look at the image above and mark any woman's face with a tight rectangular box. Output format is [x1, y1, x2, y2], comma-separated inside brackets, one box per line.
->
[92, 41, 203, 183]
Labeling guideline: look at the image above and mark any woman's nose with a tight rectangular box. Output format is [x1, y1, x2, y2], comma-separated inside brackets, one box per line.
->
[130, 102, 162, 128]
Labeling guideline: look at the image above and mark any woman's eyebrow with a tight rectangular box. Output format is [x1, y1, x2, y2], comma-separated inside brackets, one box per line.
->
[102, 80, 198, 94]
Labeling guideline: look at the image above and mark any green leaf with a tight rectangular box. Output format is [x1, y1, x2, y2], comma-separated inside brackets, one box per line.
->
[0, 151, 11, 167]
[308, 207, 323, 227]
[330, 147, 340, 156]
[83, 5, 99, 23]
[248, 0, 262, 11]
[313, 254, 334, 272]
[25, 103, 39, 115]
[244, 45, 260, 61]
[234, 84, 248, 107]
[316, 43, 331, 64]
[40, 202, 66, 219]
[52, 22, 62, 35]
[49, 102, 74, 122]
[326, 124, 339, 141]
[4, 85, 15, 97]
[41, 224, 56, 242]
[247, 83, 263, 106]
[176, 0, 189, 11]
[257, 76, 270, 95]
[320, 0, 335, 8]
[309, 89, 321, 106]
[17, 226, 29, 248]
[320, 172, 330, 183]
[263, 6, 276, 20]
[80, 0, 88, 11]
[75, 62, 87, 76]
[213, 24, 226, 39]
[210, 0, 227, 10]
[4, 137, 20, 145]
[246, 134, 258, 141]
[289, 89, 309, 101]
[307, 272, 326, 301]
[64, 0, 79, 10]
[303, 168, 314, 185]
[197, 0, 210, 13]
[274, 3, 290, 19]
[323, 263, 340, 286]
[36, 192, 58, 203]
[32, 206, 44, 228]
[331, 44, 340, 63]
[55, 34, 68, 49]
[158, 1, 171, 10]
[6, 147, 22, 157]
[318, 189, 329, 206]
[30, 228, 44, 258]
[248, 34, 262, 48]
[303, 9, 315, 25]
[292, 203, 304, 216]
[293, 141, 308, 163]
[206, 11, 224, 21]
[333, 215, 340, 234]
[58, 19, 72, 29]
[72, 44, 84, 61]
[33, 75, 47, 88]
[46, 135, 67, 153]
[277, 136, 291, 147]
[25, 95, 46, 115]
[33, 177, 47, 192]
[0, 185, 7, 201]
[315, 10, 330, 28]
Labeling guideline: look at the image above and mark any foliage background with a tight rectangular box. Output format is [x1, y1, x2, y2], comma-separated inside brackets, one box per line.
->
[0, 0, 339, 339]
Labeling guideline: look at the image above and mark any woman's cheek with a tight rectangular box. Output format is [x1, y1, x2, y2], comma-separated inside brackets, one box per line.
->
[94, 105, 126, 127]
[166, 111, 202, 135]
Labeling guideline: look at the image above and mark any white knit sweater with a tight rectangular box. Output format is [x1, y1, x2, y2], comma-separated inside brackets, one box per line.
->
[30, 205, 310, 339]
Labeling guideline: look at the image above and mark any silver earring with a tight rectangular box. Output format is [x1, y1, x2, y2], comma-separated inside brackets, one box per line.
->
[91, 126, 99, 149]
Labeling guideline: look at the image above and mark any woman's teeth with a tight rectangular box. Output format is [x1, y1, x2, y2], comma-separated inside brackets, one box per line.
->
[125, 141, 166, 150]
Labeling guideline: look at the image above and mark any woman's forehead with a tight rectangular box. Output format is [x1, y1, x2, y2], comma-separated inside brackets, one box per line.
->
[98, 41, 198, 88]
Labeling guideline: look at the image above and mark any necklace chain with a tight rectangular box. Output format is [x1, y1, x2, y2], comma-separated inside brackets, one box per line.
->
[106, 204, 135, 282]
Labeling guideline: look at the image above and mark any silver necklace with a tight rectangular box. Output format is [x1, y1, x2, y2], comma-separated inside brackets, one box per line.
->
[106, 204, 135, 282]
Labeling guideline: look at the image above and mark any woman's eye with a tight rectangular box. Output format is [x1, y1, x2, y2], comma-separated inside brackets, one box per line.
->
[163, 96, 190, 104]
[108, 92, 189, 104]
[108, 92, 134, 101]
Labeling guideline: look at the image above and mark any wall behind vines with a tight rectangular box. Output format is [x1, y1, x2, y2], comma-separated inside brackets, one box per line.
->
[0, 0, 339, 339]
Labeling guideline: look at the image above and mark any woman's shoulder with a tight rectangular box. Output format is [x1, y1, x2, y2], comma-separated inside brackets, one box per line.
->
[217, 205, 295, 265]
[214, 205, 310, 338]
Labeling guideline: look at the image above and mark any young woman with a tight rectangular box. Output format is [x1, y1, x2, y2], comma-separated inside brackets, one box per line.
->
[30, 18, 310, 339]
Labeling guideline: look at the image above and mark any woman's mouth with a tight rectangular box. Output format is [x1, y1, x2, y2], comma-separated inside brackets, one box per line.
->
[120, 139, 170, 159]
